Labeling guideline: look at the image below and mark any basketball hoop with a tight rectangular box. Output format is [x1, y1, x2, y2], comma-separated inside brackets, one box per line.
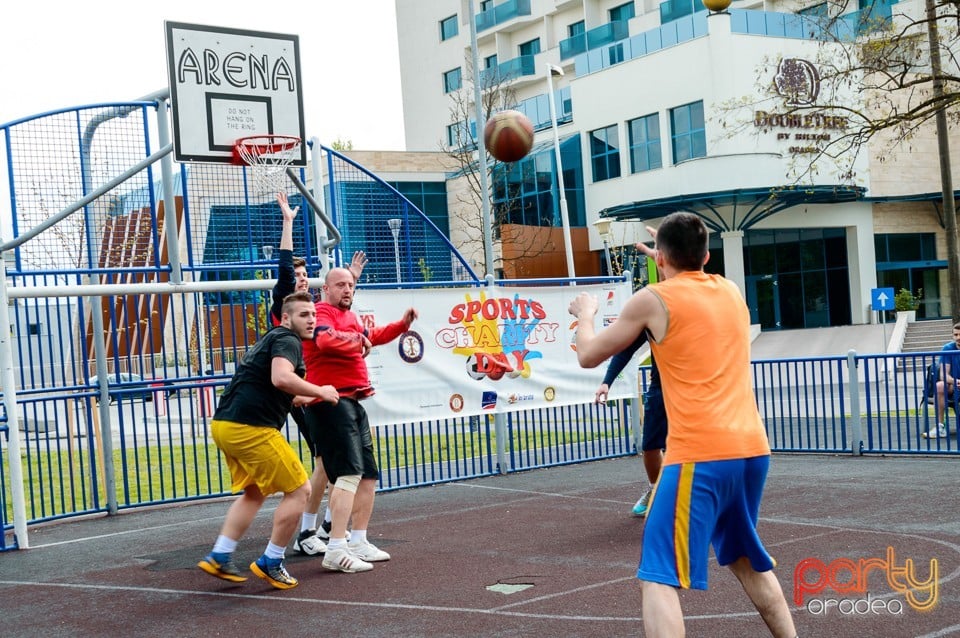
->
[232, 134, 302, 194]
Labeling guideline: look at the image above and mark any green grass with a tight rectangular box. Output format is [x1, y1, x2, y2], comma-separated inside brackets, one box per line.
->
[6, 422, 627, 524]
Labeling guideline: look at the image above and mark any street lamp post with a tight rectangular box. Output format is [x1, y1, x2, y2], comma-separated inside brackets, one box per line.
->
[546, 63, 576, 279]
[592, 218, 613, 275]
[388, 218, 402, 283]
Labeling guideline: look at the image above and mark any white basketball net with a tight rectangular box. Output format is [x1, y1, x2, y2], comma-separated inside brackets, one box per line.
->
[234, 135, 302, 194]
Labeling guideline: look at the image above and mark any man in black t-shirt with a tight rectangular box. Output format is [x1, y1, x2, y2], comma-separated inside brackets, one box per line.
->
[198, 292, 339, 590]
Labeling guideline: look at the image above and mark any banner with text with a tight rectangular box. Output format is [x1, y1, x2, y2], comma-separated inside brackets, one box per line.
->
[347, 281, 637, 427]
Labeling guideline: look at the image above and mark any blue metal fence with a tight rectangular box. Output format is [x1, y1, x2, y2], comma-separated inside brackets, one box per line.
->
[5, 346, 960, 551]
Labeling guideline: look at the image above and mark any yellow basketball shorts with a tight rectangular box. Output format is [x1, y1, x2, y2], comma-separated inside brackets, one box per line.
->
[211, 419, 308, 496]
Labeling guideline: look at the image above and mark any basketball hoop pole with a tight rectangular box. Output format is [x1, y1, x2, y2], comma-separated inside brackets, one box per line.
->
[284, 167, 340, 250]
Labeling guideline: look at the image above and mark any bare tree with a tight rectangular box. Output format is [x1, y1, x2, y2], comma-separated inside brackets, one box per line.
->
[442, 57, 555, 276]
[715, 0, 960, 318]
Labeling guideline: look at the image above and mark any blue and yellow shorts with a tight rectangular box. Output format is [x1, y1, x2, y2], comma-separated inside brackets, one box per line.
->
[638, 455, 774, 590]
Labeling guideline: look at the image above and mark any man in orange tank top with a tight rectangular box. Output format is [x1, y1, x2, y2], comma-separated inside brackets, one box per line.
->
[569, 213, 796, 638]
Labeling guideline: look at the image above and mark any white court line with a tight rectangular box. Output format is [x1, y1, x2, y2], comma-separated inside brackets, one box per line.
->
[0, 579, 777, 623]
[917, 625, 960, 637]
[14, 482, 960, 630]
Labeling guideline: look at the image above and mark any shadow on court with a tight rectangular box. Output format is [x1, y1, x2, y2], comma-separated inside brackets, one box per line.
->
[1, 454, 957, 637]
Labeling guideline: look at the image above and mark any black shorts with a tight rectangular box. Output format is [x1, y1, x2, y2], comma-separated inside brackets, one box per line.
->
[304, 398, 379, 483]
[290, 407, 318, 458]
[641, 387, 668, 452]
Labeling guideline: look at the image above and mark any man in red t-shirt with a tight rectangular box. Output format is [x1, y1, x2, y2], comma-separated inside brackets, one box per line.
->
[303, 267, 416, 573]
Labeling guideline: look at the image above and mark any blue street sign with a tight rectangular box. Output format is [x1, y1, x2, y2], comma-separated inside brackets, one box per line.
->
[872, 287, 895, 311]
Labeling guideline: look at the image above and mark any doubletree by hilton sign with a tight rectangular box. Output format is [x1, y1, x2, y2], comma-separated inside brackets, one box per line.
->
[753, 58, 848, 154]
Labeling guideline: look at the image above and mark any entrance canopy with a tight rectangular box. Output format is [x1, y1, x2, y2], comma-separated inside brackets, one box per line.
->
[599, 184, 865, 232]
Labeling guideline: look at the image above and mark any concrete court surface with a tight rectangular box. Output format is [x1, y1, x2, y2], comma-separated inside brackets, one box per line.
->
[0, 452, 958, 637]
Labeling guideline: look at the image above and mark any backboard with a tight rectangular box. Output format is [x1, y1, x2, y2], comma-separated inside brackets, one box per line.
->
[165, 21, 306, 166]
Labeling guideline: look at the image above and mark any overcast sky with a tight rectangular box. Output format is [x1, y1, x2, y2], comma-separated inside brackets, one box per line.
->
[0, 0, 406, 150]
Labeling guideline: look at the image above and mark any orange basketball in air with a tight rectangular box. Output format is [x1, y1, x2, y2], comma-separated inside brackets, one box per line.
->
[484, 110, 534, 163]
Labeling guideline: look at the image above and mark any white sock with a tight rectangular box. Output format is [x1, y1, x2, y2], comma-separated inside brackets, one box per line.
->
[301, 512, 318, 532]
[264, 541, 285, 560]
[327, 537, 347, 550]
[349, 529, 367, 544]
[323, 507, 332, 524]
[212, 535, 237, 555]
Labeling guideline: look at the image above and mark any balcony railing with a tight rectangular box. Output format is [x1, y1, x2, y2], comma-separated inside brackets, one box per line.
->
[559, 20, 630, 60]
[479, 54, 537, 85]
[575, 12, 708, 76]
[476, 0, 532, 32]
[515, 87, 573, 130]
[730, 1, 898, 42]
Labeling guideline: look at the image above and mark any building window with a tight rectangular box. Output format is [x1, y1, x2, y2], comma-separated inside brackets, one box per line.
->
[27, 322, 42, 336]
[568, 20, 585, 37]
[670, 101, 706, 164]
[590, 124, 621, 182]
[609, 2, 636, 22]
[628, 113, 662, 173]
[480, 0, 493, 11]
[484, 54, 498, 69]
[518, 38, 541, 57]
[440, 15, 458, 41]
[443, 67, 462, 93]
[491, 134, 585, 228]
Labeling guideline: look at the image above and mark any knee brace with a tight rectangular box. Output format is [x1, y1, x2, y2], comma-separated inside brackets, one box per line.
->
[334, 474, 361, 494]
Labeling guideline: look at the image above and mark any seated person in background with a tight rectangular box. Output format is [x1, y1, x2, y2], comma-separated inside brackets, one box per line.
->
[924, 322, 960, 439]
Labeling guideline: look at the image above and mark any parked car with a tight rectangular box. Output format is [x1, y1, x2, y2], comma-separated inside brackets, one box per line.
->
[89, 374, 176, 403]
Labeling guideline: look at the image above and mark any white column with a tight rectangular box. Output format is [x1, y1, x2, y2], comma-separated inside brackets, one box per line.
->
[721, 230, 745, 296]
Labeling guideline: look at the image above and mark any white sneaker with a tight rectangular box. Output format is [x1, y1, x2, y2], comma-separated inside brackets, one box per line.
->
[347, 540, 391, 562]
[293, 529, 326, 556]
[923, 423, 948, 439]
[322, 546, 373, 573]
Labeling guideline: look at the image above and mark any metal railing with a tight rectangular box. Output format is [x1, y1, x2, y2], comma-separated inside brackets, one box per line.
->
[5, 346, 960, 552]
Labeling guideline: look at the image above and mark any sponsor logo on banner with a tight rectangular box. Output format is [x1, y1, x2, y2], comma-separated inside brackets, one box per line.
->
[605, 290, 616, 305]
[398, 330, 424, 363]
[481, 391, 498, 410]
[438, 291, 558, 382]
[449, 394, 464, 413]
[544, 387, 556, 402]
[507, 393, 534, 404]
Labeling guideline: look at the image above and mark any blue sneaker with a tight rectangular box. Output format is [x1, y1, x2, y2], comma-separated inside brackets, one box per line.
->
[250, 555, 298, 590]
[632, 489, 652, 517]
[198, 552, 247, 583]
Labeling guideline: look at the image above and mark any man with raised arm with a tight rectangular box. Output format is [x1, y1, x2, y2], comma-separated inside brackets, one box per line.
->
[569, 213, 796, 638]
[270, 192, 368, 556]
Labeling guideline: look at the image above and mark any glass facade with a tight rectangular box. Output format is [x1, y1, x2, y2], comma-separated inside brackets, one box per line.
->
[875, 232, 946, 319]
[202, 195, 315, 304]
[743, 228, 850, 329]
[590, 124, 621, 182]
[628, 113, 662, 173]
[492, 134, 585, 228]
[670, 101, 706, 163]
